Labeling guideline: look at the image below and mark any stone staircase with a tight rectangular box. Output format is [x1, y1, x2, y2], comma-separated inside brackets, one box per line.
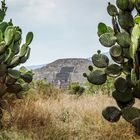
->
[54, 67, 74, 88]
[33, 58, 93, 88]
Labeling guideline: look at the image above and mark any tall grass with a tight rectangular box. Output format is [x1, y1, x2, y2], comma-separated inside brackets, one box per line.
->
[0, 81, 140, 140]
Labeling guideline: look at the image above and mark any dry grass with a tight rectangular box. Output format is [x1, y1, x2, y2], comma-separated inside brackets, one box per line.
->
[1, 90, 140, 140]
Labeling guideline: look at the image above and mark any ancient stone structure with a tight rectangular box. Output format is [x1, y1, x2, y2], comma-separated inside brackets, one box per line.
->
[54, 67, 74, 88]
[33, 58, 92, 88]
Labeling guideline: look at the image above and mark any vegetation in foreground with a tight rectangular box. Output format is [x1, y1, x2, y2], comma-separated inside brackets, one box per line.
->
[0, 0, 34, 128]
[0, 81, 139, 140]
[84, 0, 140, 135]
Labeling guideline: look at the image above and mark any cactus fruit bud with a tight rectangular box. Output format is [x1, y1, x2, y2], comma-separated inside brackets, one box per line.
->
[88, 65, 93, 71]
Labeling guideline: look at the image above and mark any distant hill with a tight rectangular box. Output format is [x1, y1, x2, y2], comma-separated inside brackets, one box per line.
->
[32, 52, 113, 88]
[33, 58, 92, 87]
[26, 64, 46, 70]
[28, 52, 111, 71]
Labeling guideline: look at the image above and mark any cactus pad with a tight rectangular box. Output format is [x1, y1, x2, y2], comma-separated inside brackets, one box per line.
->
[6, 75, 16, 85]
[135, 1, 140, 13]
[110, 44, 122, 57]
[111, 55, 124, 64]
[0, 22, 8, 33]
[21, 73, 33, 83]
[26, 32, 33, 45]
[132, 117, 140, 135]
[116, 98, 135, 109]
[114, 77, 128, 93]
[112, 89, 133, 103]
[122, 107, 140, 122]
[7, 84, 22, 93]
[105, 64, 122, 77]
[122, 60, 133, 74]
[116, 31, 131, 48]
[122, 48, 131, 59]
[116, 0, 129, 10]
[107, 3, 118, 16]
[133, 83, 140, 99]
[99, 33, 116, 47]
[102, 106, 121, 122]
[87, 70, 107, 85]
[98, 22, 108, 37]
[8, 69, 20, 79]
[118, 12, 134, 30]
[92, 52, 109, 68]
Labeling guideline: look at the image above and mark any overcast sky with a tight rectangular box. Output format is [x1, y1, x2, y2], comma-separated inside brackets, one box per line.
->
[5, 0, 115, 65]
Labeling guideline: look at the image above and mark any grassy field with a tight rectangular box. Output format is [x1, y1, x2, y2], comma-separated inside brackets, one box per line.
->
[0, 82, 140, 140]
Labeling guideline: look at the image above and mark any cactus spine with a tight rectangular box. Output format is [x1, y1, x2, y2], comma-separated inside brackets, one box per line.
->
[84, 0, 140, 135]
[0, 0, 34, 127]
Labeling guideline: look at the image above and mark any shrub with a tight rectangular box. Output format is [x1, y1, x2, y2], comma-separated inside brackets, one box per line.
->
[69, 82, 85, 95]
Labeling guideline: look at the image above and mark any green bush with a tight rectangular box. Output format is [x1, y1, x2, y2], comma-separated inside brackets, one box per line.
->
[69, 82, 85, 95]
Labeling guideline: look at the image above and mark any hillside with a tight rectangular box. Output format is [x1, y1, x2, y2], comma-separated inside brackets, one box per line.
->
[33, 52, 112, 88]
[33, 58, 92, 87]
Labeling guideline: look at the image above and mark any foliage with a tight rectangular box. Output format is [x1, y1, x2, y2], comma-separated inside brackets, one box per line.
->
[2, 89, 140, 140]
[28, 80, 61, 99]
[0, 0, 34, 128]
[84, 76, 114, 95]
[69, 82, 85, 95]
[0, 81, 138, 139]
[84, 0, 140, 135]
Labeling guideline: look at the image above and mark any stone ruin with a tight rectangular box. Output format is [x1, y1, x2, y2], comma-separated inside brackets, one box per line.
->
[54, 67, 74, 88]
[33, 58, 93, 89]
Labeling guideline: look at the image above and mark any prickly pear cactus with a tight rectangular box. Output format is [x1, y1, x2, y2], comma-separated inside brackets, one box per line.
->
[84, 0, 140, 135]
[0, 0, 34, 127]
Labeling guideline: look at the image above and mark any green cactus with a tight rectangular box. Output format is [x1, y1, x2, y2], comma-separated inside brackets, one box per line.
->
[114, 77, 128, 93]
[107, 3, 118, 17]
[85, 70, 107, 85]
[116, 31, 131, 48]
[122, 107, 140, 122]
[110, 44, 122, 57]
[0, 0, 34, 128]
[102, 106, 121, 122]
[99, 33, 116, 47]
[92, 50, 109, 68]
[84, 0, 140, 135]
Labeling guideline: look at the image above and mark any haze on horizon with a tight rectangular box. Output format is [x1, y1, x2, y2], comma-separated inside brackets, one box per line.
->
[5, 0, 115, 66]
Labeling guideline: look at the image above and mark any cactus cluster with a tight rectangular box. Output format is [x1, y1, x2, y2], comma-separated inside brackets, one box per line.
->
[0, 0, 33, 127]
[84, 0, 140, 135]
